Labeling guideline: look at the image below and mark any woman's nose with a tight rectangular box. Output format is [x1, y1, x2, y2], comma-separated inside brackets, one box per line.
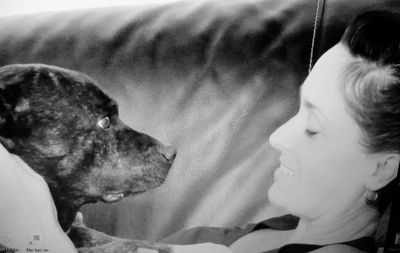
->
[269, 116, 298, 151]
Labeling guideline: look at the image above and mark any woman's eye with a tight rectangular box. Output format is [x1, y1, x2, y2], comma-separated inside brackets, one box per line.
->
[97, 116, 111, 130]
[305, 129, 318, 136]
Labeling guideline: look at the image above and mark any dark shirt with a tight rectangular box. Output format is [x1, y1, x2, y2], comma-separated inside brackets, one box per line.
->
[162, 214, 376, 253]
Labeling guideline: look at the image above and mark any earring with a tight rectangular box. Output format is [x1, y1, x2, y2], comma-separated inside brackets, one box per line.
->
[365, 191, 379, 205]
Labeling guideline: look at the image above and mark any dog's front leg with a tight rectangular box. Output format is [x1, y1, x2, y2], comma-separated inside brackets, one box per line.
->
[68, 223, 172, 253]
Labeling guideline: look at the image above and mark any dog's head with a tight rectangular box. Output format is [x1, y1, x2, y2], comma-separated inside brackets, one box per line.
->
[0, 64, 176, 209]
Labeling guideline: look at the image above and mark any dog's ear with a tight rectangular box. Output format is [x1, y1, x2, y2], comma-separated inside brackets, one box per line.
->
[0, 69, 30, 152]
[0, 86, 19, 151]
[0, 65, 41, 152]
[0, 96, 16, 151]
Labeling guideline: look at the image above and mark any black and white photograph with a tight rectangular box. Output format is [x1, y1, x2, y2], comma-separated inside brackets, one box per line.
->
[1, 0, 400, 252]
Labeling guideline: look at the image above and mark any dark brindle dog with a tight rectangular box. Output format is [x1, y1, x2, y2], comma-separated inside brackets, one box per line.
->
[0, 64, 175, 252]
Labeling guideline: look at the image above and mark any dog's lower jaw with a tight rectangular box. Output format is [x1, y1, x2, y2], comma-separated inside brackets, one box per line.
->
[51, 186, 129, 231]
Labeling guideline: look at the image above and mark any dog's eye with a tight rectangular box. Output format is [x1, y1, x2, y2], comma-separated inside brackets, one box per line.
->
[97, 116, 111, 130]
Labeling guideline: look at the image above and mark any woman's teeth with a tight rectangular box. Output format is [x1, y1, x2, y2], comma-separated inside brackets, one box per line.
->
[280, 164, 296, 177]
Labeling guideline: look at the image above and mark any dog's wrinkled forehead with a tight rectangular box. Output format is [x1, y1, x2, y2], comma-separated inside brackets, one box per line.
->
[0, 64, 116, 113]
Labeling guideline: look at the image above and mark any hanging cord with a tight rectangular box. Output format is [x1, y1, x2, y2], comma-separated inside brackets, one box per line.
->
[308, 0, 325, 73]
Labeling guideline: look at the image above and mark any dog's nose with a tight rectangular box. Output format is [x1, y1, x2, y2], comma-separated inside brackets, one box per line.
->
[160, 146, 177, 162]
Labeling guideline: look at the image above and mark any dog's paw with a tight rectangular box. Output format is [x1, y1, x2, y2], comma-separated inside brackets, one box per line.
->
[68, 223, 173, 253]
[75, 240, 173, 253]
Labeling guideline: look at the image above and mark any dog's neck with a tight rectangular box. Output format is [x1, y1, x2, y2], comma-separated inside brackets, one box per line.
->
[49, 195, 78, 231]
[48, 185, 96, 232]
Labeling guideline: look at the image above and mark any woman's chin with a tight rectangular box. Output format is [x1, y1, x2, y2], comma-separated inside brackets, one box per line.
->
[268, 183, 323, 219]
[268, 183, 287, 208]
[268, 183, 299, 215]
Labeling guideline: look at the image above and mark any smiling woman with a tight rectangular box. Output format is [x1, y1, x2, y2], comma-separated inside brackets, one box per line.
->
[268, 44, 374, 222]
[256, 10, 400, 252]
[163, 10, 400, 253]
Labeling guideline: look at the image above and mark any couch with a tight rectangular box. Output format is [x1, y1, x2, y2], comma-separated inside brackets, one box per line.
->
[0, 0, 399, 243]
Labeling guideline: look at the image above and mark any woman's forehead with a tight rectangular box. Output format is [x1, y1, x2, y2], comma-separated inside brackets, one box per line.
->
[300, 44, 358, 124]
[302, 44, 352, 98]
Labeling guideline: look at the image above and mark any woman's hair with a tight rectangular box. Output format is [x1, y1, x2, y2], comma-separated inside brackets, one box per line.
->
[340, 10, 400, 211]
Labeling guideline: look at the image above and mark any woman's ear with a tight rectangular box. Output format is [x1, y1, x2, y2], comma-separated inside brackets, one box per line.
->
[366, 154, 399, 192]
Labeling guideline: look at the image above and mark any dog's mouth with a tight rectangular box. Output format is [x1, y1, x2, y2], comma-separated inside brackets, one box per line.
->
[101, 192, 126, 203]
[99, 172, 169, 203]
[100, 188, 149, 203]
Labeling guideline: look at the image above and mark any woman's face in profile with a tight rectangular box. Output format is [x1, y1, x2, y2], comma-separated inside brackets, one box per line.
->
[268, 44, 380, 219]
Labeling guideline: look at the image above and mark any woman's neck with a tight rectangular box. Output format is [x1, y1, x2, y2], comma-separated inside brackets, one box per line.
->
[286, 202, 379, 246]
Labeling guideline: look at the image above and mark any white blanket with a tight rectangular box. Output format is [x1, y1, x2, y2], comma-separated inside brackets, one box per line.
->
[0, 144, 77, 252]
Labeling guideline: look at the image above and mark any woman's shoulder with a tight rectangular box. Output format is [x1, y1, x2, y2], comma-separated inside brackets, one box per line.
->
[162, 214, 298, 246]
[229, 227, 292, 253]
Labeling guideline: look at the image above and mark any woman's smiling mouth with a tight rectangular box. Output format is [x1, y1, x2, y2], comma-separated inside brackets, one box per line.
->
[276, 162, 297, 177]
